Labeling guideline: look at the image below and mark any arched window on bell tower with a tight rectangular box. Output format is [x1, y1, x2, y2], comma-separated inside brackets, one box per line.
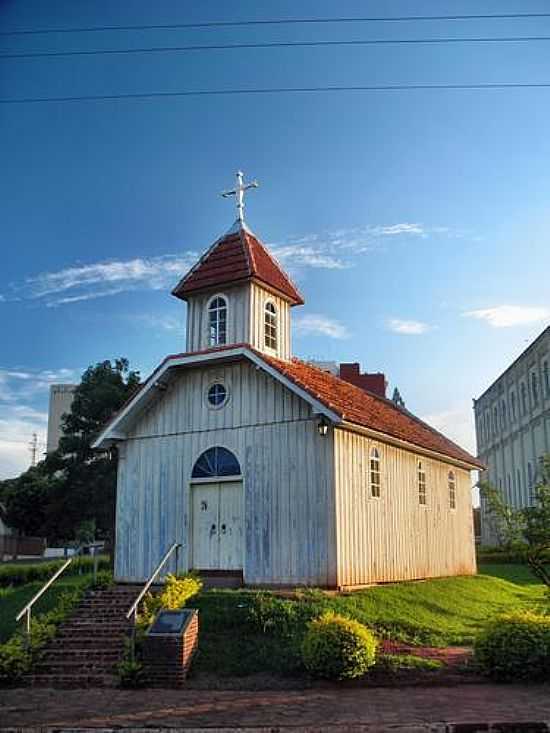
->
[208, 295, 227, 346]
[264, 301, 278, 351]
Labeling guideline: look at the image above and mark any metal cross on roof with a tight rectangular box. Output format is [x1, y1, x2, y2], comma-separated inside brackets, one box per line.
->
[221, 170, 259, 222]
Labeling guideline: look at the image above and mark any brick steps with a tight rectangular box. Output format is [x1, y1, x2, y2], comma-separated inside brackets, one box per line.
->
[27, 584, 141, 689]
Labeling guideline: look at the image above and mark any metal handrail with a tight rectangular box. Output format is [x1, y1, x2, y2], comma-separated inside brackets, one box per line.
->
[16, 557, 73, 640]
[126, 541, 181, 622]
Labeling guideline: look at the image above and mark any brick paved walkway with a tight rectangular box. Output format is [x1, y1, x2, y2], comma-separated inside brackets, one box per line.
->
[1, 684, 550, 729]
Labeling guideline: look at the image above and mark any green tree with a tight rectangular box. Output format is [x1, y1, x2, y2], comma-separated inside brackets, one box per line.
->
[43, 358, 140, 545]
[480, 455, 550, 589]
[2, 468, 61, 536]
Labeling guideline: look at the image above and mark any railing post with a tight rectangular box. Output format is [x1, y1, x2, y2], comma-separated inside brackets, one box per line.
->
[25, 607, 31, 649]
[130, 608, 137, 662]
[93, 547, 98, 585]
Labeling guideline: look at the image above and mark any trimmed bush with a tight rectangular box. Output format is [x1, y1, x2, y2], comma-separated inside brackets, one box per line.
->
[474, 610, 550, 681]
[302, 611, 377, 680]
[138, 573, 202, 628]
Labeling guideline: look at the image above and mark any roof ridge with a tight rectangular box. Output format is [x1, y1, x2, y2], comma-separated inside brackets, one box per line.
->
[245, 230, 305, 303]
[242, 226, 256, 275]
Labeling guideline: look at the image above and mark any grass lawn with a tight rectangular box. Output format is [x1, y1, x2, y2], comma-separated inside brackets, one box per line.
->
[0, 574, 92, 643]
[190, 563, 547, 679]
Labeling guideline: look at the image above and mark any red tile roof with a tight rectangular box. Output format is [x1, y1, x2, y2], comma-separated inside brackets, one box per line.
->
[172, 223, 304, 305]
[95, 343, 483, 468]
[261, 353, 484, 469]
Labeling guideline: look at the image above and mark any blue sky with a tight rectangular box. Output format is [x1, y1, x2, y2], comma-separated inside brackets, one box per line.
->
[1, 0, 550, 478]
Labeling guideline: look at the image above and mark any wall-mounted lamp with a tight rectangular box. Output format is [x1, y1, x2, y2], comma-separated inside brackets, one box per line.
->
[153, 381, 168, 392]
[318, 416, 329, 437]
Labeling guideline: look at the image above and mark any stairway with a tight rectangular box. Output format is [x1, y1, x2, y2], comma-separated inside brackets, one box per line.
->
[28, 584, 139, 688]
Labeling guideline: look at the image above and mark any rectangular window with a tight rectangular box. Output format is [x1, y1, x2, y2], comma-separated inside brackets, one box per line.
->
[370, 450, 381, 498]
[418, 462, 427, 505]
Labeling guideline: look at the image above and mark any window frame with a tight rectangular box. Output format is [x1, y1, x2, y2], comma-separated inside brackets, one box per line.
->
[264, 300, 278, 351]
[206, 381, 229, 409]
[207, 294, 228, 347]
[417, 460, 427, 506]
[369, 447, 381, 499]
[448, 470, 457, 510]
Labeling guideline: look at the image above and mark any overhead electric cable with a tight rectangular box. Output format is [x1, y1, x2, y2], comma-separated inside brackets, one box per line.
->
[2, 13, 550, 36]
[4, 35, 550, 61]
[3, 81, 550, 105]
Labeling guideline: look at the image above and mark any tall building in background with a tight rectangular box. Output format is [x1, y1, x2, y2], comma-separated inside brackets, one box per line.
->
[46, 384, 76, 453]
[473, 326, 550, 544]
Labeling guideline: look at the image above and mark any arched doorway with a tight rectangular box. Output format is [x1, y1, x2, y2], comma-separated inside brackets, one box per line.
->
[190, 447, 243, 571]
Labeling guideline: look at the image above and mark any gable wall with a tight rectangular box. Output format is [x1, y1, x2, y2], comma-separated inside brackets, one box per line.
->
[115, 359, 336, 586]
[334, 428, 476, 587]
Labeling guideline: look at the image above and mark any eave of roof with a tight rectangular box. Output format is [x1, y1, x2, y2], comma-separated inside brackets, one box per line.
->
[92, 344, 483, 470]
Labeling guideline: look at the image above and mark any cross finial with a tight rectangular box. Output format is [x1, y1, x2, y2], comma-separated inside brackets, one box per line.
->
[221, 170, 259, 222]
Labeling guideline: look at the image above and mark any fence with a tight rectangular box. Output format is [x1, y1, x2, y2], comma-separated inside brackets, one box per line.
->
[0, 535, 46, 560]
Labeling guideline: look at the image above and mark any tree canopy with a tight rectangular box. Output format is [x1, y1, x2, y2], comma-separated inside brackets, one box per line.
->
[480, 455, 550, 588]
[0, 358, 140, 545]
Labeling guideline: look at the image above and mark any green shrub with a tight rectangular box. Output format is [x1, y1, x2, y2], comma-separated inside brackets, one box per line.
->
[248, 591, 324, 639]
[474, 610, 550, 681]
[0, 556, 110, 588]
[0, 575, 95, 685]
[139, 573, 202, 628]
[302, 611, 378, 680]
[92, 570, 114, 589]
[116, 658, 145, 688]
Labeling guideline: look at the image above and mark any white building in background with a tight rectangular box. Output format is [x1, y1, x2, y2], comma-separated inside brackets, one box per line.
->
[46, 384, 76, 453]
[474, 326, 550, 544]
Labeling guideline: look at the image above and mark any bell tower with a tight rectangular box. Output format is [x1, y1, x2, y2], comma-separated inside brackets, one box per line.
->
[172, 172, 304, 361]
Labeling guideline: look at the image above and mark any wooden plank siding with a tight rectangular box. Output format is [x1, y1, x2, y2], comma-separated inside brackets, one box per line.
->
[115, 359, 336, 586]
[248, 282, 291, 361]
[333, 428, 476, 587]
[185, 282, 291, 360]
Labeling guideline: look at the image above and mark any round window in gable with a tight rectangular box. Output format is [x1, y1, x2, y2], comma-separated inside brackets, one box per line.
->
[207, 382, 228, 408]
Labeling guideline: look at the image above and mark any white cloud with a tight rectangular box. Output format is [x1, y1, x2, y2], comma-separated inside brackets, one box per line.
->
[270, 222, 430, 269]
[0, 367, 79, 403]
[1, 222, 468, 307]
[0, 405, 48, 479]
[134, 314, 182, 332]
[463, 304, 550, 328]
[387, 319, 431, 335]
[293, 314, 350, 340]
[270, 244, 348, 270]
[5, 253, 198, 307]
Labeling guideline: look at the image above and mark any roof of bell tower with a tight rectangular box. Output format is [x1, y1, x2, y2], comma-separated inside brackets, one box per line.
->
[172, 219, 304, 305]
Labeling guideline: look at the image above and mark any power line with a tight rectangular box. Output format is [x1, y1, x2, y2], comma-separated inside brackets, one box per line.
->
[4, 35, 550, 61]
[2, 13, 550, 37]
[3, 81, 550, 105]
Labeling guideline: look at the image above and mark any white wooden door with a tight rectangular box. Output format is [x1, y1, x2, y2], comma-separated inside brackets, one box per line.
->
[218, 481, 244, 570]
[191, 481, 243, 570]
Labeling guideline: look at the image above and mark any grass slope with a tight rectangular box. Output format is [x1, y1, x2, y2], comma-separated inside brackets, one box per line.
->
[0, 575, 91, 643]
[191, 564, 546, 678]
[324, 564, 546, 646]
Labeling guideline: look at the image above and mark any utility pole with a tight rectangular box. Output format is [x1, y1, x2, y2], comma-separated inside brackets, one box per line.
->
[29, 432, 38, 467]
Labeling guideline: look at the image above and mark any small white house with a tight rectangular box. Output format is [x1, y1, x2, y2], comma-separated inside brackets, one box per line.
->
[94, 177, 482, 589]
